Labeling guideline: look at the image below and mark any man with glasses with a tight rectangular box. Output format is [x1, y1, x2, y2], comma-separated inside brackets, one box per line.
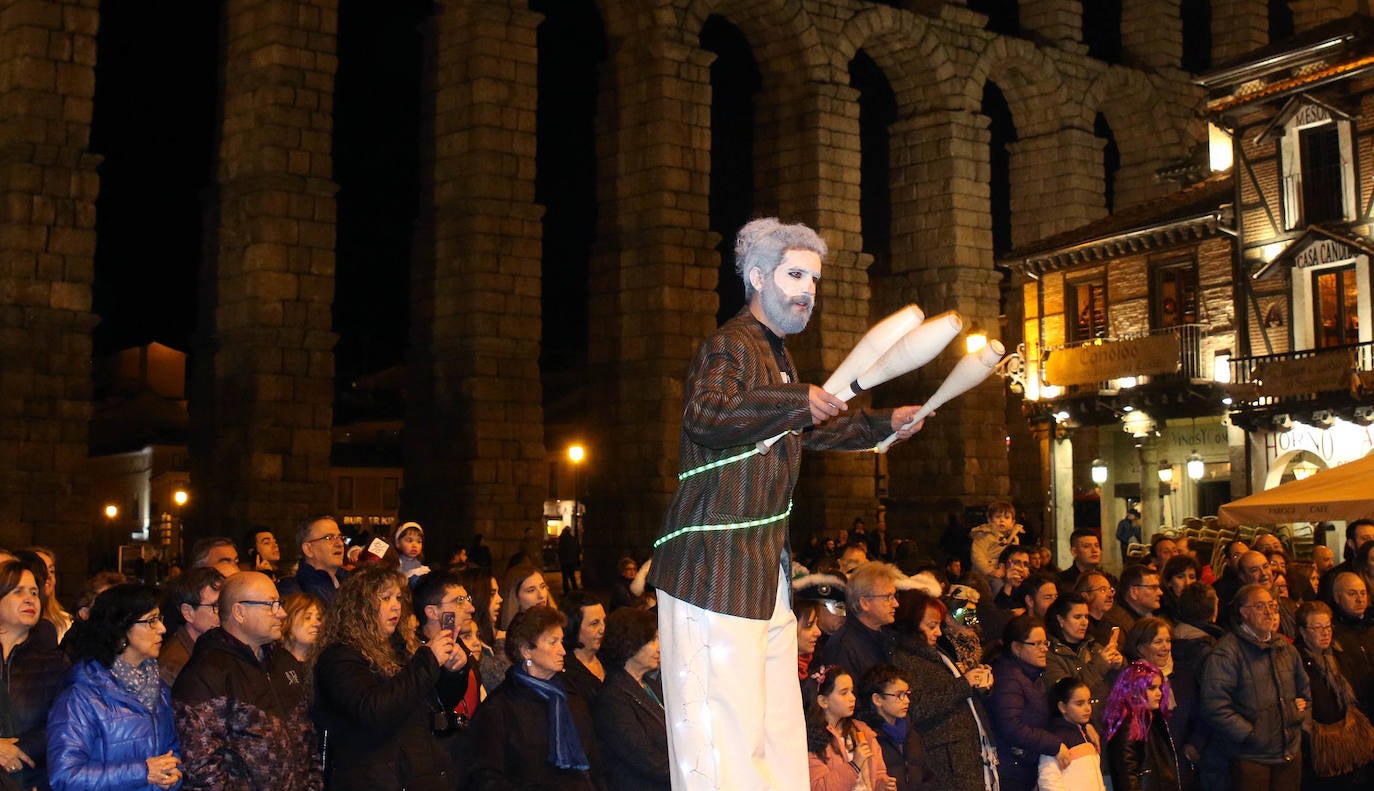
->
[158, 567, 224, 687]
[1102, 564, 1162, 636]
[1237, 550, 1296, 637]
[1074, 570, 1118, 646]
[412, 570, 481, 764]
[1329, 571, 1374, 718]
[1202, 584, 1309, 791]
[172, 572, 320, 790]
[819, 561, 909, 681]
[280, 513, 348, 604]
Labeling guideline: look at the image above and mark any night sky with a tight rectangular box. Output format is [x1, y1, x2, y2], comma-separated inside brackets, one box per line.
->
[88, 2, 1222, 399]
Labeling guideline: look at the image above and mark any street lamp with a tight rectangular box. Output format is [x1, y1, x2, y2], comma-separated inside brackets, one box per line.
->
[1090, 458, 1109, 485]
[173, 489, 189, 507]
[104, 504, 118, 520]
[1186, 451, 1205, 481]
[568, 445, 585, 536]
[1157, 460, 1174, 486]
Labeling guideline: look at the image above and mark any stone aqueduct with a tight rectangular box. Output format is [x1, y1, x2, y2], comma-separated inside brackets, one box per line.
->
[0, 0, 1326, 574]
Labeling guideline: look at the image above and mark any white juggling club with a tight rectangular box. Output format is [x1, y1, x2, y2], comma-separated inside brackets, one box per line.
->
[756, 311, 963, 452]
[873, 338, 1006, 454]
[820, 305, 925, 394]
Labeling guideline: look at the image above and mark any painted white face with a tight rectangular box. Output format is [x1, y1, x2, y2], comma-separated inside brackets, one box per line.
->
[755, 249, 821, 336]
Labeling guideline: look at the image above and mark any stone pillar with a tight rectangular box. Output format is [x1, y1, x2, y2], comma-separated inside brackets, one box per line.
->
[1290, 0, 1361, 30]
[0, 0, 99, 575]
[878, 109, 1008, 544]
[583, 29, 717, 569]
[1009, 126, 1105, 249]
[1019, 0, 1084, 47]
[1211, 0, 1269, 63]
[406, 0, 545, 560]
[1123, 0, 1183, 71]
[761, 78, 888, 540]
[1051, 431, 1075, 565]
[193, 0, 339, 541]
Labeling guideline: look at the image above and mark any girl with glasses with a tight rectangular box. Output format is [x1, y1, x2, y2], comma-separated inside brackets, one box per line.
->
[857, 664, 929, 791]
[805, 664, 895, 791]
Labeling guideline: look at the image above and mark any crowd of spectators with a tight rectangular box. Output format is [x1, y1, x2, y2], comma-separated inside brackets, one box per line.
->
[795, 508, 1374, 791]
[0, 517, 665, 791]
[7, 508, 1374, 791]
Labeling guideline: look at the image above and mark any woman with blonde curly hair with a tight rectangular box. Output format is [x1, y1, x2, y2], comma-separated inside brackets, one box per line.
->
[311, 564, 462, 791]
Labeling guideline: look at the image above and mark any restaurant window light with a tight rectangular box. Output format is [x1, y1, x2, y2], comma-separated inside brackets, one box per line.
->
[1208, 122, 1233, 172]
[1212, 351, 1231, 383]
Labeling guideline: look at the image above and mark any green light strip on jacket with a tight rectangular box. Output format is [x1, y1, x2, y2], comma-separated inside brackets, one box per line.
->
[653, 500, 793, 548]
[677, 447, 761, 481]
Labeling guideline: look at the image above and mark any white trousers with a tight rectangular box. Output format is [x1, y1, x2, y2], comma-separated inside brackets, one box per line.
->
[658, 567, 806, 791]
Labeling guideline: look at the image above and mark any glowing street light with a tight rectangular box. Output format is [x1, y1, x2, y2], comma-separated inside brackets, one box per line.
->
[1090, 458, 1109, 485]
[173, 489, 189, 507]
[104, 504, 119, 519]
[568, 445, 586, 536]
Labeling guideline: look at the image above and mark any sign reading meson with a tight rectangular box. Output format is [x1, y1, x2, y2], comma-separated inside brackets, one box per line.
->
[1044, 334, 1180, 386]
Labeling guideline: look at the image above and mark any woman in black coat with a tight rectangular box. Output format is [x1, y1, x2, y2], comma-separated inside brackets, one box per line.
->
[1104, 661, 1180, 791]
[469, 606, 602, 790]
[311, 565, 462, 791]
[591, 608, 669, 791]
[892, 589, 997, 791]
[988, 615, 1072, 791]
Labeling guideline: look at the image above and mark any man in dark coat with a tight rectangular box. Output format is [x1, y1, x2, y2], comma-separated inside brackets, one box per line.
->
[648, 218, 926, 791]
[1201, 584, 1310, 790]
[278, 514, 347, 604]
[172, 572, 320, 790]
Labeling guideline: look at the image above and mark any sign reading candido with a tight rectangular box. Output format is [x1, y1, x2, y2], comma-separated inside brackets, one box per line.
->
[1044, 334, 1179, 387]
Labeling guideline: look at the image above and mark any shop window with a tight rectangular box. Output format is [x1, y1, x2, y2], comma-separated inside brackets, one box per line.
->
[1313, 264, 1359, 348]
[1151, 260, 1200, 328]
[1279, 107, 1355, 229]
[1067, 277, 1109, 342]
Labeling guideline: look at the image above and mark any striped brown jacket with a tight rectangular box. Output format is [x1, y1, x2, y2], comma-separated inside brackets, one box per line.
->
[648, 310, 891, 619]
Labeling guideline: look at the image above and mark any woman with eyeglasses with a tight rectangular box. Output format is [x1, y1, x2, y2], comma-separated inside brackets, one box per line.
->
[1294, 600, 1374, 789]
[989, 614, 1074, 791]
[0, 559, 70, 790]
[1043, 593, 1123, 739]
[47, 584, 182, 791]
[892, 588, 997, 791]
[311, 564, 459, 791]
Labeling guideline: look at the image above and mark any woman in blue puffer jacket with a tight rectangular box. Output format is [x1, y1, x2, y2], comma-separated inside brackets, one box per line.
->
[46, 584, 183, 791]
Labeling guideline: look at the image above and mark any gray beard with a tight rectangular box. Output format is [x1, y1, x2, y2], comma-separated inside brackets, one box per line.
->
[760, 279, 812, 335]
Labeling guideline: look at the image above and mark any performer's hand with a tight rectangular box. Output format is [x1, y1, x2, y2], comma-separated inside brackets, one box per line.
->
[808, 386, 846, 425]
[889, 405, 929, 440]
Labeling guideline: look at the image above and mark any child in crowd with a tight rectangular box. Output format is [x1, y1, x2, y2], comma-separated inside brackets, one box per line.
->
[1104, 661, 1181, 791]
[393, 521, 431, 580]
[857, 664, 930, 791]
[806, 664, 896, 791]
[1038, 677, 1106, 791]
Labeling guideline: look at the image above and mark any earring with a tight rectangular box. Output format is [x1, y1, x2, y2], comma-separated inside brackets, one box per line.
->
[525, 658, 533, 667]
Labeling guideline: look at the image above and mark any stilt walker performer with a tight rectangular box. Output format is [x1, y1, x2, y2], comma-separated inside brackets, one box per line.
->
[648, 218, 928, 790]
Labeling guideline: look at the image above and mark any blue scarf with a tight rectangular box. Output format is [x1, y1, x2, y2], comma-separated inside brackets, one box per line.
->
[511, 669, 590, 771]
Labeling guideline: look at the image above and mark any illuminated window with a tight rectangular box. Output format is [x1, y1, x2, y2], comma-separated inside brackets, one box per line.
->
[1067, 277, 1109, 342]
[1278, 103, 1355, 229]
[1151, 259, 1199, 328]
[1313, 264, 1359, 348]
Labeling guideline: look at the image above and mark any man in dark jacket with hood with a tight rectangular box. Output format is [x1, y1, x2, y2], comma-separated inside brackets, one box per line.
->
[1201, 584, 1310, 790]
[172, 572, 321, 790]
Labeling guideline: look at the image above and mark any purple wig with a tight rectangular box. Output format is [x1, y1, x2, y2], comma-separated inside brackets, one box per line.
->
[1103, 661, 1171, 742]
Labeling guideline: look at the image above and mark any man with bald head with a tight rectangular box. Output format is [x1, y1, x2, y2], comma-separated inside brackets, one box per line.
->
[1329, 571, 1374, 718]
[1319, 518, 1374, 600]
[173, 572, 320, 790]
[1237, 550, 1296, 637]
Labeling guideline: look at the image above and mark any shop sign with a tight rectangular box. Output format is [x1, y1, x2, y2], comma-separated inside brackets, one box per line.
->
[1263, 419, 1374, 468]
[1252, 351, 1354, 398]
[1044, 334, 1179, 386]
[1292, 238, 1357, 269]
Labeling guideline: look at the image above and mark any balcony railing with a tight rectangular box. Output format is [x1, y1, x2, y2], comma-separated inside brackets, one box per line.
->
[1228, 340, 1374, 408]
[1042, 323, 1209, 393]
